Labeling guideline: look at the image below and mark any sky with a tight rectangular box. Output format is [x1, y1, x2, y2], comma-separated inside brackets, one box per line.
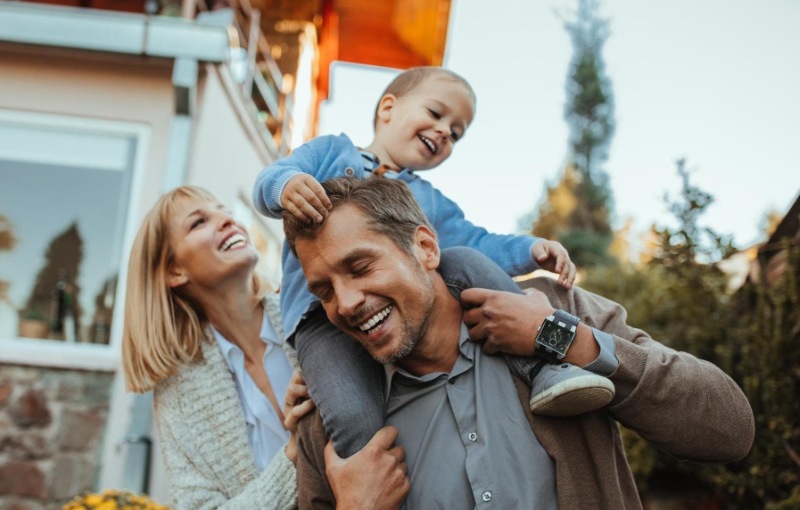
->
[318, 0, 800, 253]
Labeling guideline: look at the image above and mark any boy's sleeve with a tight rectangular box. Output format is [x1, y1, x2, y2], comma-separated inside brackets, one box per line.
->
[252, 137, 330, 218]
[417, 179, 543, 276]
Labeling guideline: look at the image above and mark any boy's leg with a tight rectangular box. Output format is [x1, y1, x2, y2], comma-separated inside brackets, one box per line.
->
[439, 246, 614, 416]
[439, 246, 523, 298]
[292, 307, 385, 457]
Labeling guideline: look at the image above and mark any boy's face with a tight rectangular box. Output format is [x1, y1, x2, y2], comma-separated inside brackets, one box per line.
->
[375, 76, 475, 171]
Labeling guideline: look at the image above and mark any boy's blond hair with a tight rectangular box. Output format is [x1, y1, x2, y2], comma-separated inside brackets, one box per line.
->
[372, 66, 476, 127]
[122, 185, 266, 393]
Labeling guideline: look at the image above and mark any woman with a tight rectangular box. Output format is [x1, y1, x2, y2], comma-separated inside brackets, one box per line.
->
[121, 186, 315, 508]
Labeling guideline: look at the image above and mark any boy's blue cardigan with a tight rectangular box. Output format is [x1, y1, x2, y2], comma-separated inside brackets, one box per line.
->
[252, 133, 541, 337]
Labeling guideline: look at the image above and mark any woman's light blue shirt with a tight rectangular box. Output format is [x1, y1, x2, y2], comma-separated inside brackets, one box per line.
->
[213, 308, 293, 471]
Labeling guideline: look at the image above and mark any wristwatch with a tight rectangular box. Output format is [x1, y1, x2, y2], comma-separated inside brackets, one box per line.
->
[534, 309, 580, 363]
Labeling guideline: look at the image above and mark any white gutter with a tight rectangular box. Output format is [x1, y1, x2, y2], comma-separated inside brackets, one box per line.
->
[0, 1, 230, 62]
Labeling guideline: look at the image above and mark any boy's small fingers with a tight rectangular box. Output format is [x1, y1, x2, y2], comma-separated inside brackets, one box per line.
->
[297, 200, 324, 223]
[285, 203, 310, 222]
[300, 190, 328, 217]
[307, 180, 333, 209]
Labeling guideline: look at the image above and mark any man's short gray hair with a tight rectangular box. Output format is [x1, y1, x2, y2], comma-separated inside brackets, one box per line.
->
[284, 177, 435, 256]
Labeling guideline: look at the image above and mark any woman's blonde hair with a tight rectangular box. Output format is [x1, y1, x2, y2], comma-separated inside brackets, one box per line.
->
[122, 185, 266, 392]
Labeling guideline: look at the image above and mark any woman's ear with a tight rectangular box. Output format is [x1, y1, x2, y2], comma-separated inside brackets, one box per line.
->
[166, 264, 188, 288]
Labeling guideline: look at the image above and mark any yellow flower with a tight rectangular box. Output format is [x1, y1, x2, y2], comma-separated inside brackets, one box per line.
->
[61, 489, 168, 510]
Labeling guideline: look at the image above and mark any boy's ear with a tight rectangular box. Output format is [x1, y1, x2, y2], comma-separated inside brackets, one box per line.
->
[375, 94, 397, 124]
[414, 225, 440, 270]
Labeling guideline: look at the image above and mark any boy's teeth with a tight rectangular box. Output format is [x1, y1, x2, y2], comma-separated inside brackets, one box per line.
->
[420, 135, 436, 154]
[359, 305, 393, 332]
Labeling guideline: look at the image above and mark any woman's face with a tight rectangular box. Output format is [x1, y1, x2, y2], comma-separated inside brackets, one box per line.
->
[166, 195, 258, 295]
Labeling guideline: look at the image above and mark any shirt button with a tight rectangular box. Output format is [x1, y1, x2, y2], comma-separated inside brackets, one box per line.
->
[345, 167, 355, 176]
[482, 491, 492, 502]
[468, 432, 478, 442]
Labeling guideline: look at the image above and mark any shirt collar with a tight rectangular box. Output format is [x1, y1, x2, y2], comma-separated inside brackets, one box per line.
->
[213, 306, 284, 373]
[358, 148, 403, 176]
[382, 322, 473, 400]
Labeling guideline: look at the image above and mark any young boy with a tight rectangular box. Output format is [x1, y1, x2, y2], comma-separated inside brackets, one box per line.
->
[252, 67, 615, 457]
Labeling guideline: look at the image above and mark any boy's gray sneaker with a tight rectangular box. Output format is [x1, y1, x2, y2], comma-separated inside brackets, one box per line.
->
[529, 363, 615, 417]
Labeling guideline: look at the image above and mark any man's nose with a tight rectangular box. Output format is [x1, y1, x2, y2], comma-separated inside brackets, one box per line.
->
[335, 282, 365, 318]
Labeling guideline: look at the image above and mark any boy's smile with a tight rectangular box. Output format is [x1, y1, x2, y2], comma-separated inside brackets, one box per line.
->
[368, 75, 475, 172]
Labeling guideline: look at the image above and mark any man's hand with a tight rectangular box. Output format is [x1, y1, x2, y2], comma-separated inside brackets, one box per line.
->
[461, 288, 555, 355]
[281, 174, 333, 223]
[532, 240, 576, 288]
[325, 426, 410, 510]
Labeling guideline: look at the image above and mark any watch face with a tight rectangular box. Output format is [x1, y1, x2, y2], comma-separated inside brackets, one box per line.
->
[539, 321, 571, 353]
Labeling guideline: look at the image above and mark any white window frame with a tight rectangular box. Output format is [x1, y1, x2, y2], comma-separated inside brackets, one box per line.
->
[0, 110, 149, 372]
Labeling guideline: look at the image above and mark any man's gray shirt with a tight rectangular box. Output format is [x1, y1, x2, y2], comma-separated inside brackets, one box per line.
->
[384, 323, 559, 509]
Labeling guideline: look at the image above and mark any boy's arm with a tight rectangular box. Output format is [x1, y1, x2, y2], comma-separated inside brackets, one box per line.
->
[253, 135, 347, 219]
[413, 179, 542, 276]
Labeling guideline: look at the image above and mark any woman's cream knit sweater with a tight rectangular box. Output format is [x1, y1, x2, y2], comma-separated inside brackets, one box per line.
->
[153, 294, 299, 509]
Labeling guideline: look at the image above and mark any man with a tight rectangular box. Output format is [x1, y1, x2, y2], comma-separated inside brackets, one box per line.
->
[284, 177, 754, 510]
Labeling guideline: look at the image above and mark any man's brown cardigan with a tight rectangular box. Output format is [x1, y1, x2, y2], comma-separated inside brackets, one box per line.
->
[295, 279, 755, 510]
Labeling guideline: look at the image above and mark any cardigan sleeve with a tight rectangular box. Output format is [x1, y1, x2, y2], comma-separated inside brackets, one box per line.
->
[528, 277, 755, 463]
[154, 382, 298, 510]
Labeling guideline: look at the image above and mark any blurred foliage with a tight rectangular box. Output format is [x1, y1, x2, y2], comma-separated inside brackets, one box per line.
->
[582, 162, 800, 508]
[527, 0, 615, 267]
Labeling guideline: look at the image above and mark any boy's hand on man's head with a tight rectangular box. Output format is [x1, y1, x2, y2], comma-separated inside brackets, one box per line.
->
[531, 240, 576, 289]
[281, 174, 333, 223]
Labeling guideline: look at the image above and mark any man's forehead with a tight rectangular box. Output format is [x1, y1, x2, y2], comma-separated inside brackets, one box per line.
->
[301, 204, 373, 246]
[295, 207, 369, 254]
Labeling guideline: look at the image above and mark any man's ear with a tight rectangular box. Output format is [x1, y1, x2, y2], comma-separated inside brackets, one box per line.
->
[166, 264, 188, 289]
[414, 225, 440, 270]
[375, 94, 397, 124]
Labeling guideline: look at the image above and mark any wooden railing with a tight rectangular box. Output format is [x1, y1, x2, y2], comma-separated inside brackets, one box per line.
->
[183, 0, 293, 157]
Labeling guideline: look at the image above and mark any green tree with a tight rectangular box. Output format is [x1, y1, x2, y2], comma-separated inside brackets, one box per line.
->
[583, 162, 800, 508]
[529, 0, 616, 267]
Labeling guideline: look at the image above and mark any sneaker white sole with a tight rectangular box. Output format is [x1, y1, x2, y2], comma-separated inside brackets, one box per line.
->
[529, 376, 615, 417]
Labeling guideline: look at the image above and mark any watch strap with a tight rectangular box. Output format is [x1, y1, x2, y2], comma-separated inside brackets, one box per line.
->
[553, 309, 579, 330]
[535, 309, 580, 362]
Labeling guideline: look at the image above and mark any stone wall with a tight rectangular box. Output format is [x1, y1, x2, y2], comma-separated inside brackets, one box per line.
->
[0, 363, 114, 510]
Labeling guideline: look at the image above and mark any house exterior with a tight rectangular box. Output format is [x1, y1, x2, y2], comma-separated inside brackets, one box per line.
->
[0, 0, 452, 506]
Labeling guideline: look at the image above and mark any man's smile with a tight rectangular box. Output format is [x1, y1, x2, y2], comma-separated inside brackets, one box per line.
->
[358, 305, 393, 334]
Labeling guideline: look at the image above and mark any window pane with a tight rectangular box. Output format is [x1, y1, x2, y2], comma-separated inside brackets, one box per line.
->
[0, 140, 132, 344]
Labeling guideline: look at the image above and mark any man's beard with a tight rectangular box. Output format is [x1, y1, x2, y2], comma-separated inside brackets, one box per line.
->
[367, 268, 434, 365]
[369, 325, 420, 364]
